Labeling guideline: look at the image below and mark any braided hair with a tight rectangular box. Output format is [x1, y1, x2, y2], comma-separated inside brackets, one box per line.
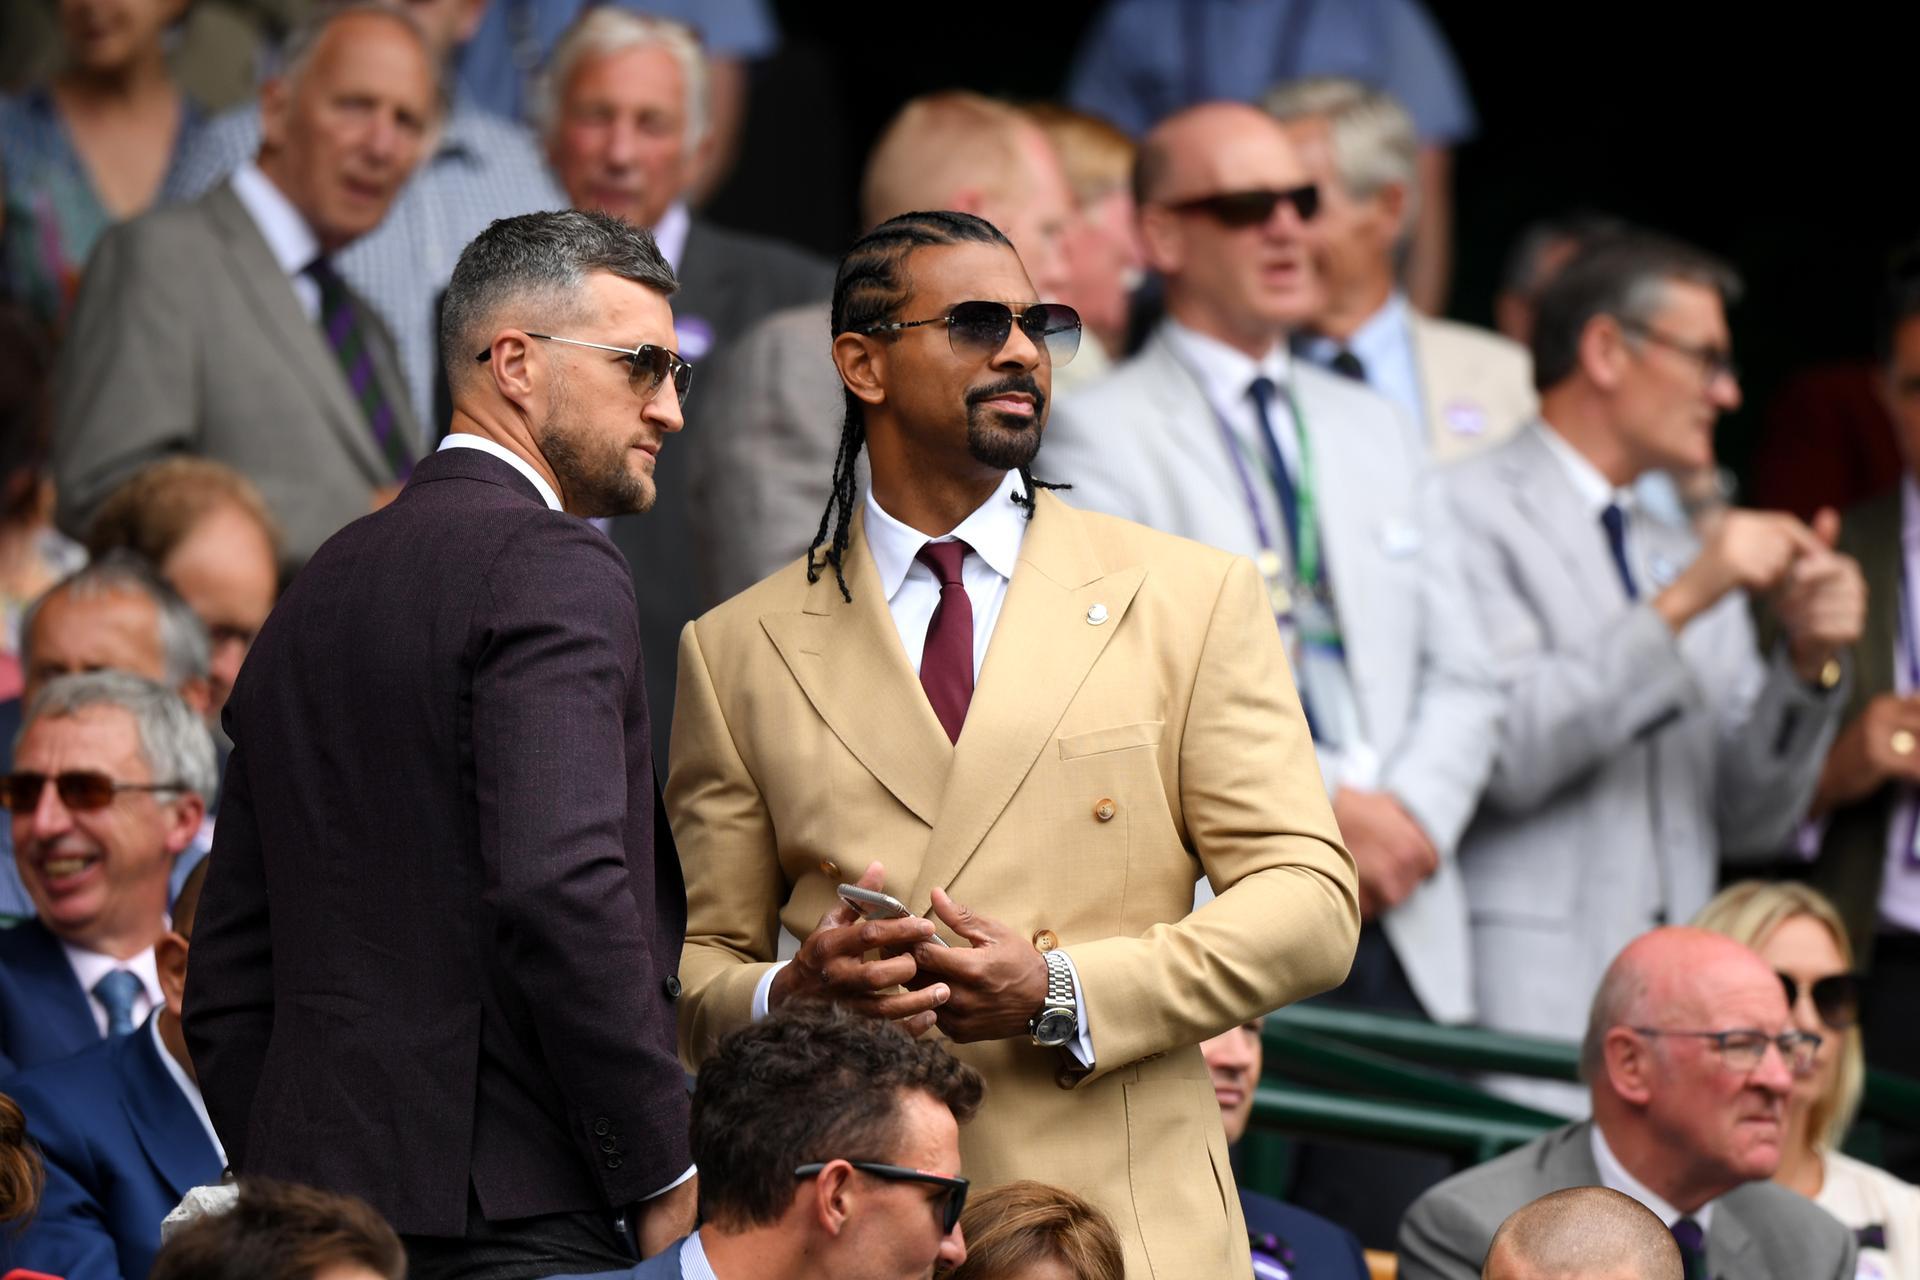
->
[807, 210, 1067, 601]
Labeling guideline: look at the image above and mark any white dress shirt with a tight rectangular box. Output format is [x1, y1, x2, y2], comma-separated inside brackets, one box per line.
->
[228, 160, 323, 320]
[1538, 421, 1644, 591]
[1591, 1123, 1716, 1234]
[652, 201, 691, 273]
[1162, 320, 1302, 489]
[62, 942, 163, 1039]
[1299, 292, 1424, 438]
[437, 434, 563, 511]
[151, 1012, 226, 1166]
[680, 1229, 722, 1280]
[750, 471, 1095, 1065]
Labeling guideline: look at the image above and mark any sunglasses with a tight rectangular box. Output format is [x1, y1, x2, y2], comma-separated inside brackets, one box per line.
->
[1167, 184, 1320, 228]
[795, 1160, 969, 1235]
[0, 770, 185, 812]
[1778, 971, 1861, 1032]
[859, 301, 1082, 366]
[476, 334, 693, 405]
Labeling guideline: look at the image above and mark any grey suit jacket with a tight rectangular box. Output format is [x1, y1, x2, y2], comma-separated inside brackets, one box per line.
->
[53, 180, 419, 568]
[606, 224, 832, 763]
[1399, 1121, 1856, 1280]
[1045, 326, 1503, 1023]
[1438, 424, 1846, 1044]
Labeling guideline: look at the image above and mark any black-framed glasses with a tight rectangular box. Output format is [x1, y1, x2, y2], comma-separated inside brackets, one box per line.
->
[795, 1161, 969, 1235]
[858, 301, 1082, 366]
[1778, 971, 1862, 1033]
[1630, 1026, 1822, 1074]
[476, 334, 693, 405]
[1166, 184, 1320, 228]
[0, 770, 186, 812]
[1616, 319, 1739, 386]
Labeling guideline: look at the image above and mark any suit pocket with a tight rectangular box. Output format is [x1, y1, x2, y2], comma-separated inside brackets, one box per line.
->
[1124, 1075, 1235, 1278]
[1058, 720, 1163, 760]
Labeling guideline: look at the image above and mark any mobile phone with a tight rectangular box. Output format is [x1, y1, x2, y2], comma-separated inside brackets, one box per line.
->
[836, 884, 949, 945]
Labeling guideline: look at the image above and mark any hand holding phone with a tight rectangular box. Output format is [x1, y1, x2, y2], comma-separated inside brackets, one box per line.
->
[836, 884, 949, 945]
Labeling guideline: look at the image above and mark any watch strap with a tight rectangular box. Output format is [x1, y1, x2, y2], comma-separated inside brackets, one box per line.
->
[1043, 948, 1075, 1008]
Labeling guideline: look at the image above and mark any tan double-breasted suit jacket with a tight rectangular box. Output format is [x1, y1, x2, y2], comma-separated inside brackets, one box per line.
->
[668, 489, 1358, 1278]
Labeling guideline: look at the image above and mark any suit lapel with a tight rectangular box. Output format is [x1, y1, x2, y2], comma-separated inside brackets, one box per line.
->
[760, 511, 953, 827]
[117, 1019, 223, 1196]
[1502, 426, 1624, 610]
[1706, 1198, 1757, 1277]
[905, 493, 1144, 910]
[202, 184, 392, 484]
[1142, 332, 1263, 527]
[11, 919, 101, 1055]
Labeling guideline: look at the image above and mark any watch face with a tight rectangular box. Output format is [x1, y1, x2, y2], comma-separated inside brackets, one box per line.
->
[1034, 1009, 1076, 1047]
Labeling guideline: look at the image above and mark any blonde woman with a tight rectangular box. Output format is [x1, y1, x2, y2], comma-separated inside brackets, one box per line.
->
[1695, 881, 1920, 1279]
[946, 1182, 1124, 1280]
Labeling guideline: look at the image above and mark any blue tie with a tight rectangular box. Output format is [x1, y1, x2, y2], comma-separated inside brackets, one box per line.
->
[1247, 376, 1300, 553]
[92, 969, 143, 1037]
[1601, 502, 1638, 600]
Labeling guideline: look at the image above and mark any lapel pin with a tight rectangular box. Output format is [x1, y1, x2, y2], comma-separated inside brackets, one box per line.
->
[1086, 603, 1109, 625]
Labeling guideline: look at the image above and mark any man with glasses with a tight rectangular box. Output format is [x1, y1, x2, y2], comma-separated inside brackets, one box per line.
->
[1430, 234, 1865, 1111]
[1401, 927, 1857, 1280]
[669, 209, 1357, 1277]
[0, 672, 214, 1075]
[552, 1003, 981, 1280]
[185, 210, 696, 1279]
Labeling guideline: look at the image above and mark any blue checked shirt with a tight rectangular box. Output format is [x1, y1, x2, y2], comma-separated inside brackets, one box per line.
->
[164, 96, 565, 427]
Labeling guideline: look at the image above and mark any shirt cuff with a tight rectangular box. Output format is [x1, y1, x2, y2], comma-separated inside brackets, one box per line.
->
[641, 1163, 696, 1201]
[752, 962, 788, 1021]
[1056, 951, 1096, 1068]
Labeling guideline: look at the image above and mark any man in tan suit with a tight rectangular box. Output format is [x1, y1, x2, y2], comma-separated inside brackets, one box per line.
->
[1266, 78, 1535, 461]
[669, 211, 1359, 1278]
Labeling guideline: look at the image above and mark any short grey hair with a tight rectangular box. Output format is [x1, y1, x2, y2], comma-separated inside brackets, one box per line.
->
[1532, 233, 1743, 392]
[276, 2, 441, 106]
[23, 672, 219, 807]
[1264, 76, 1421, 232]
[440, 209, 678, 390]
[21, 551, 211, 691]
[535, 7, 709, 153]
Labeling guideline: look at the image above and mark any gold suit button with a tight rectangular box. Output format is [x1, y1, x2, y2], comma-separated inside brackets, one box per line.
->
[1032, 929, 1059, 952]
[1093, 798, 1117, 822]
[818, 859, 841, 879]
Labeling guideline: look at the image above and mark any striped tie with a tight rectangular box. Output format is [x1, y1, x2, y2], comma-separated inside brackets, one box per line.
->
[304, 257, 414, 482]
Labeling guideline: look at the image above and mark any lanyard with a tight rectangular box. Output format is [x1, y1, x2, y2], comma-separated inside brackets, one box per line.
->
[1190, 366, 1322, 588]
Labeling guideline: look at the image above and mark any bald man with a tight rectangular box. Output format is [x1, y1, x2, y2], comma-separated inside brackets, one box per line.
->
[685, 90, 1079, 610]
[1483, 1187, 1681, 1280]
[1045, 101, 1499, 1245]
[1401, 927, 1856, 1280]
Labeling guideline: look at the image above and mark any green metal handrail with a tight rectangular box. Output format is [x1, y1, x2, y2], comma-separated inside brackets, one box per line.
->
[1261, 1021, 1565, 1126]
[1247, 1082, 1553, 1166]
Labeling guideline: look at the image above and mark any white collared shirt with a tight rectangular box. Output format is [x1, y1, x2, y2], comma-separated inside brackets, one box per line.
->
[437, 434, 563, 512]
[1538, 421, 1643, 586]
[61, 942, 163, 1039]
[1298, 292, 1423, 437]
[1591, 1123, 1716, 1234]
[1161, 320, 1302, 478]
[680, 1229, 721, 1280]
[228, 160, 323, 321]
[652, 202, 691, 274]
[150, 1013, 226, 1166]
[863, 469, 1028, 682]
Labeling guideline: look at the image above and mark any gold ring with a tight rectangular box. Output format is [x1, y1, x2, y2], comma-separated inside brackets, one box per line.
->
[1894, 730, 1918, 758]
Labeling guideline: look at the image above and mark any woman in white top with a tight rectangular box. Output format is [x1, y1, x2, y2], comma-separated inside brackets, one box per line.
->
[1696, 881, 1920, 1280]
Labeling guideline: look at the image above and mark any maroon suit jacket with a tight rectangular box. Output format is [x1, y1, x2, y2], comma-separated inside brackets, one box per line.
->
[184, 447, 690, 1236]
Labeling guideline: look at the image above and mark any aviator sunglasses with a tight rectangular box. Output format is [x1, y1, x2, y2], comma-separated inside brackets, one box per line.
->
[0, 770, 185, 812]
[477, 334, 693, 405]
[1778, 970, 1861, 1032]
[1167, 184, 1321, 228]
[858, 300, 1083, 366]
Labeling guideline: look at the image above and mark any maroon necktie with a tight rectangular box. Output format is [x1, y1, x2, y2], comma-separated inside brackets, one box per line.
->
[916, 540, 974, 743]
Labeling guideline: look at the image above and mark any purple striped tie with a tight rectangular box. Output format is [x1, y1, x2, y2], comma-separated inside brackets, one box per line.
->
[305, 257, 413, 481]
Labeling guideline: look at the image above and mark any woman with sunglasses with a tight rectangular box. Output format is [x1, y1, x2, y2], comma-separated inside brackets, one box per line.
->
[1695, 881, 1920, 1279]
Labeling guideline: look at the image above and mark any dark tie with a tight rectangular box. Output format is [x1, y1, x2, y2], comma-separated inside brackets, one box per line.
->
[1670, 1216, 1708, 1280]
[305, 257, 414, 482]
[916, 540, 974, 744]
[1328, 348, 1368, 383]
[1600, 502, 1638, 600]
[92, 969, 143, 1037]
[1247, 376, 1301, 553]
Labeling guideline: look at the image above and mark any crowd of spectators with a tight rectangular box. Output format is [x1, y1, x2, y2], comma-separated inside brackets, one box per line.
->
[0, 1, 1917, 1278]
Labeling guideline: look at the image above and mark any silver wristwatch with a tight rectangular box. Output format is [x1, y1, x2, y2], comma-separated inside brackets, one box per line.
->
[1029, 949, 1078, 1047]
